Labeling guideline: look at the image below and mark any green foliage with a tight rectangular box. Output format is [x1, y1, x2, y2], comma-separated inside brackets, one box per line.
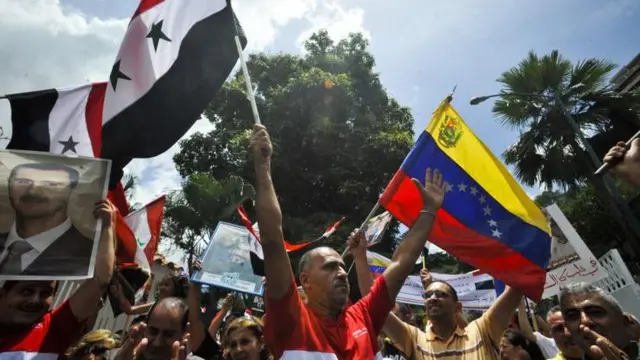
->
[493, 50, 640, 190]
[172, 30, 414, 250]
[122, 173, 142, 212]
[424, 252, 475, 274]
[534, 178, 640, 257]
[162, 174, 255, 265]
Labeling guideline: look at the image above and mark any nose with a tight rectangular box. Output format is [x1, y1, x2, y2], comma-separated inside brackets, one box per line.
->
[336, 268, 347, 280]
[579, 311, 594, 327]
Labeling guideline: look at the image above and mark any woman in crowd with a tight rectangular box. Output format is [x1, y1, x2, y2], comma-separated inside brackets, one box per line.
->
[223, 316, 272, 360]
[500, 329, 545, 360]
[64, 330, 120, 360]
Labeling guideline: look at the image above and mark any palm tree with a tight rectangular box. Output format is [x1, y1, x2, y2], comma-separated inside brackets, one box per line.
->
[161, 174, 255, 269]
[122, 173, 143, 212]
[493, 50, 640, 254]
[492, 50, 640, 190]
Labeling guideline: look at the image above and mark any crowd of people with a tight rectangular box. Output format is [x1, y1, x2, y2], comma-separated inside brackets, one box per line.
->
[1, 127, 640, 360]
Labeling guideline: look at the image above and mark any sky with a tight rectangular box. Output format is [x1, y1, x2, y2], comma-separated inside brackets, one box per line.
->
[0, 0, 638, 260]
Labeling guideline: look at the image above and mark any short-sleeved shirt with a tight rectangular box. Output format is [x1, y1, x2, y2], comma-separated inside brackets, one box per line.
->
[264, 275, 394, 359]
[390, 312, 505, 360]
[0, 300, 86, 360]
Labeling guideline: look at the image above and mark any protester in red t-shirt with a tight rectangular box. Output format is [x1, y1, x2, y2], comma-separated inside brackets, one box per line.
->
[249, 124, 446, 359]
[0, 200, 117, 360]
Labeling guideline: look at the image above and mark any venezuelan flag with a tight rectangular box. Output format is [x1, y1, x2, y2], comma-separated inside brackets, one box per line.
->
[367, 251, 390, 278]
[379, 101, 551, 300]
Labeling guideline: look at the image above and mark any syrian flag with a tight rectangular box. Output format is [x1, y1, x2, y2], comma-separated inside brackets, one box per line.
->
[1, 83, 134, 215]
[1, 83, 137, 265]
[236, 206, 345, 276]
[117, 196, 166, 272]
[4, 83, 106, 158]
[109, 196, 166, 316]
[100, 0, 246, 183]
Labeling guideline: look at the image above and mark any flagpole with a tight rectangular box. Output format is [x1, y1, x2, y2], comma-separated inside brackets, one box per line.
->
[341, 202, 380, 258]
[344, 87, 456, 275]
[234, 35, 261, 126]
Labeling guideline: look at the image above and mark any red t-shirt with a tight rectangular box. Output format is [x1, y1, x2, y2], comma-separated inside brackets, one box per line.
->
[0, 300, 86, 360]
[264, 275, 393, 360]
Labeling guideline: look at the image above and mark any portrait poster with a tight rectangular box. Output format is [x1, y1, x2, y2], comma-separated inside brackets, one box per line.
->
[191, 222, 265, 296]
[541, 204, 607, 298]
[0, 150, 110, 280]
[364, 211, 393, 246]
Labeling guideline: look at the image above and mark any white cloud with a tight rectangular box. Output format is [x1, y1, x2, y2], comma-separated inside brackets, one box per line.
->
[0, 0, 367, 263]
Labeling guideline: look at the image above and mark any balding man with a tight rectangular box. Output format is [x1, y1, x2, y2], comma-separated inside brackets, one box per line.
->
[251, 125, 446, 359]
[115, 297, 200, 360]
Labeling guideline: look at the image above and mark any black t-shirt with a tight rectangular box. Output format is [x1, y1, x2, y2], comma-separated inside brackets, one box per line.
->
[192, 330, 222, 360]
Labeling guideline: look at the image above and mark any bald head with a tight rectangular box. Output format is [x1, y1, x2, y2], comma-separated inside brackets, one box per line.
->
[148, 297, 189, 331]
[298, 246, 340, 275]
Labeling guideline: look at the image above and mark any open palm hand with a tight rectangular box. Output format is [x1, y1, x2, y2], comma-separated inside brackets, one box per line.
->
[412, 168, 445, 212]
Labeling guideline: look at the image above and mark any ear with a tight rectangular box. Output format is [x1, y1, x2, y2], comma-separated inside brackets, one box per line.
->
[299, 272, 310, 289]
[455, 301, 462, 313]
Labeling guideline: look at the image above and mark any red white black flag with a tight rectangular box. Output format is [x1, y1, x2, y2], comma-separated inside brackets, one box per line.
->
[101, 0, 246, 181]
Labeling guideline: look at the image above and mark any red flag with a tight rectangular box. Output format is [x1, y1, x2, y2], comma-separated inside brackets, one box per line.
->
[236, 206, 314, 252]
[116, 196, 166, 271]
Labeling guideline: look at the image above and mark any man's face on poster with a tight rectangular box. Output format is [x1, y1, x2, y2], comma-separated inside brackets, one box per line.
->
[9, 166, 74, 219]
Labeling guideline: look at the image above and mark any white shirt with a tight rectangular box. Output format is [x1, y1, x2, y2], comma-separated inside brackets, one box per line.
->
[534, 331, 559, 359]
[0, 219, 72, 271]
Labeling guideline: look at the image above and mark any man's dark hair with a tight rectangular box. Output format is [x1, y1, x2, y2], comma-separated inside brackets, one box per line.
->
[9, 162, 80, 189]
[148, 297, 189, 331]
[428, 280, 459, 302]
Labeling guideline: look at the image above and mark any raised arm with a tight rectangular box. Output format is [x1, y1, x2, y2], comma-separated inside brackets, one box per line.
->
[347, 230, 374, 295]
[69, 200, 116, 320]
[208, 294, 234, 339]
[251, 125, 293, 300]
[517, 298, 536, 343]
[382, 168, 445, 300]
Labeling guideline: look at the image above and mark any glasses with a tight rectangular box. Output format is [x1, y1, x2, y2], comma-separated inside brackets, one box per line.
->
[422, 290, 451, 299]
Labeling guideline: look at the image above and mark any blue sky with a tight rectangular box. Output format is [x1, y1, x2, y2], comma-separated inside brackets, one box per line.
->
[0, 0, 638, 260]
[57, 0, 640, 198]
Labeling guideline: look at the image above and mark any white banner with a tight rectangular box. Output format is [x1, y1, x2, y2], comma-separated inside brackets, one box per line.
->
[542, 204, 606, 298]
[367, 251, 496, 310]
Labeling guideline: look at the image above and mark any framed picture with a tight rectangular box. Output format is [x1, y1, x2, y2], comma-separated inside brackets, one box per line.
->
[0, 150, 110, 280]
[191, 222, 265, 296]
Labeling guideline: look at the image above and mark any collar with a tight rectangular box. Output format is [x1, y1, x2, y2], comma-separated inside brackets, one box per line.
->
[425, 325, 466, 341]
[7, 218, 72, 253]
[306, 302, 349, 329]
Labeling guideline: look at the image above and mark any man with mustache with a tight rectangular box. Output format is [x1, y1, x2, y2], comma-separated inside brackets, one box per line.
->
[252, 124, 446, 359]
[0, 200, 116, 360]
[559, 282, 637, 360]
[0, 162, 93, 277]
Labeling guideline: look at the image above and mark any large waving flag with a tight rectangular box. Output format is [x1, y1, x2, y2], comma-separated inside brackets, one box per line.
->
[379, 100, 551, 300]
[100, 0, 246, 183]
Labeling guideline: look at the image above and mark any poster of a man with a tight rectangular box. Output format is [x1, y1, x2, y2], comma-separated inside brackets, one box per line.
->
[543, 206, 579, 271]
[0, 150, 110, 280]
[192, 222, 265, 296]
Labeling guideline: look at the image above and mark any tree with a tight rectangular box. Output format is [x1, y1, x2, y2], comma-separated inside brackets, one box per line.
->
[162, 174, 255, 268]
[172, 30, 414, 251]
[534, 179, 640, 258]
[492, 50, 640, 190]
[122, 173, 142, 212]
[424, 252, 475, 274]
